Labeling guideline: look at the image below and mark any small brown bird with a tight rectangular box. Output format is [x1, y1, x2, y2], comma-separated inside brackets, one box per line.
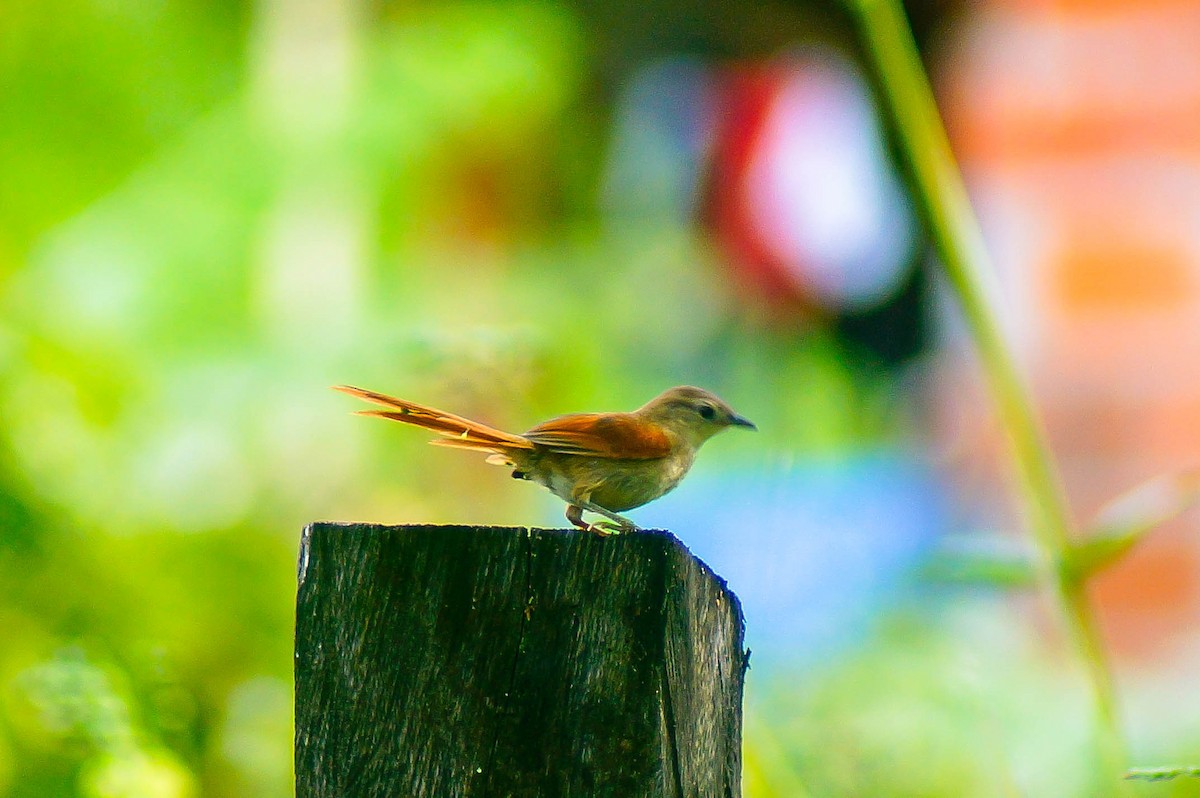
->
[334, 384, 756, 534]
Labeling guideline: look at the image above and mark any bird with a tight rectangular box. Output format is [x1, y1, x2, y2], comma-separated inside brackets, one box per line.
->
[333, 384, 756, 534]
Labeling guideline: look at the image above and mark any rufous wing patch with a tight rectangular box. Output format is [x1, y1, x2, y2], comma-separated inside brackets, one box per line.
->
[521, 413, 672, 459]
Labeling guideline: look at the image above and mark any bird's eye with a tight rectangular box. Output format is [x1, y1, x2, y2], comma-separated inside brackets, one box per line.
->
[698, 404, 716, 421]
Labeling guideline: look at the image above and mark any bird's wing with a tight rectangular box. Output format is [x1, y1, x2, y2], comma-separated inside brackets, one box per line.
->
[522, 413, 672, 459]
[333, 385, 533, 451]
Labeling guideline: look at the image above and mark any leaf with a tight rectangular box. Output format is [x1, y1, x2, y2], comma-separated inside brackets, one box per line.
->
[922, 536, 1040, 588]
[1125, 766, 1200, 782]
[1069, 469, 1200, 579]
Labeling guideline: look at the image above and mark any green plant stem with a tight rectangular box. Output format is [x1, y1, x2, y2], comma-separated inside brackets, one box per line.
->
[848, 0, 1125, 781]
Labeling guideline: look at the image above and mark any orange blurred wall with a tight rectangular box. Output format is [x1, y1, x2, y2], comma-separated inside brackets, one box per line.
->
[938, 0, 1200, 658]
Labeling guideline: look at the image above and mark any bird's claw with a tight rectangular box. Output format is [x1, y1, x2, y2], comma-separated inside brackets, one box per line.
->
[587, 520, 639, 536]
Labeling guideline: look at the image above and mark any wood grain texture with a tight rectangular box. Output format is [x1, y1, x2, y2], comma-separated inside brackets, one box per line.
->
[295, 523, 746, 798]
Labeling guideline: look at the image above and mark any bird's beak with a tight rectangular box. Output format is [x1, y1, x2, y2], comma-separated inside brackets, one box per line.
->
[729, 413, 757, 431]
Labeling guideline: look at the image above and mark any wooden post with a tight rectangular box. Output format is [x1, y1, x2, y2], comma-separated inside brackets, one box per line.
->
[295, 523, 747, 798]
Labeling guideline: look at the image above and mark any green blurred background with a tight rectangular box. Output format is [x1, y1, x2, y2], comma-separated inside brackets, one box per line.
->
[4, 0, 1200, 795]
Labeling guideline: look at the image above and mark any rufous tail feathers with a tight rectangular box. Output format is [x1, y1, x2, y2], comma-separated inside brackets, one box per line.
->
[332, 385, 533, 455]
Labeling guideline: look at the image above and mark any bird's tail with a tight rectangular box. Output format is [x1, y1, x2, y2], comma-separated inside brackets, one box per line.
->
[332, 385, 533, 455]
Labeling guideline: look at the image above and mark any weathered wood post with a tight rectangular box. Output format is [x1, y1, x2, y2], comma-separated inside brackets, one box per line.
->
[295, 522, 746, 798]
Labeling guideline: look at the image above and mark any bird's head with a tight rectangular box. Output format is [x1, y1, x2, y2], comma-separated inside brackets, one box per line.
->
[638, 386, 756, 449]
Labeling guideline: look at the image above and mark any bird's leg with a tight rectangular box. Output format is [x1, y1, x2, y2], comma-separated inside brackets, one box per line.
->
[565, 504, 592, 532]
[565, 501, 638, 535]
[574, 500, 640, 534]
[565, 503, 612, 536]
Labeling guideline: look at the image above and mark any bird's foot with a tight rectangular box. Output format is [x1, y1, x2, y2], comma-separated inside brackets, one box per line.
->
[587, 519, 639, 536]
[566, 503, 639, 536]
